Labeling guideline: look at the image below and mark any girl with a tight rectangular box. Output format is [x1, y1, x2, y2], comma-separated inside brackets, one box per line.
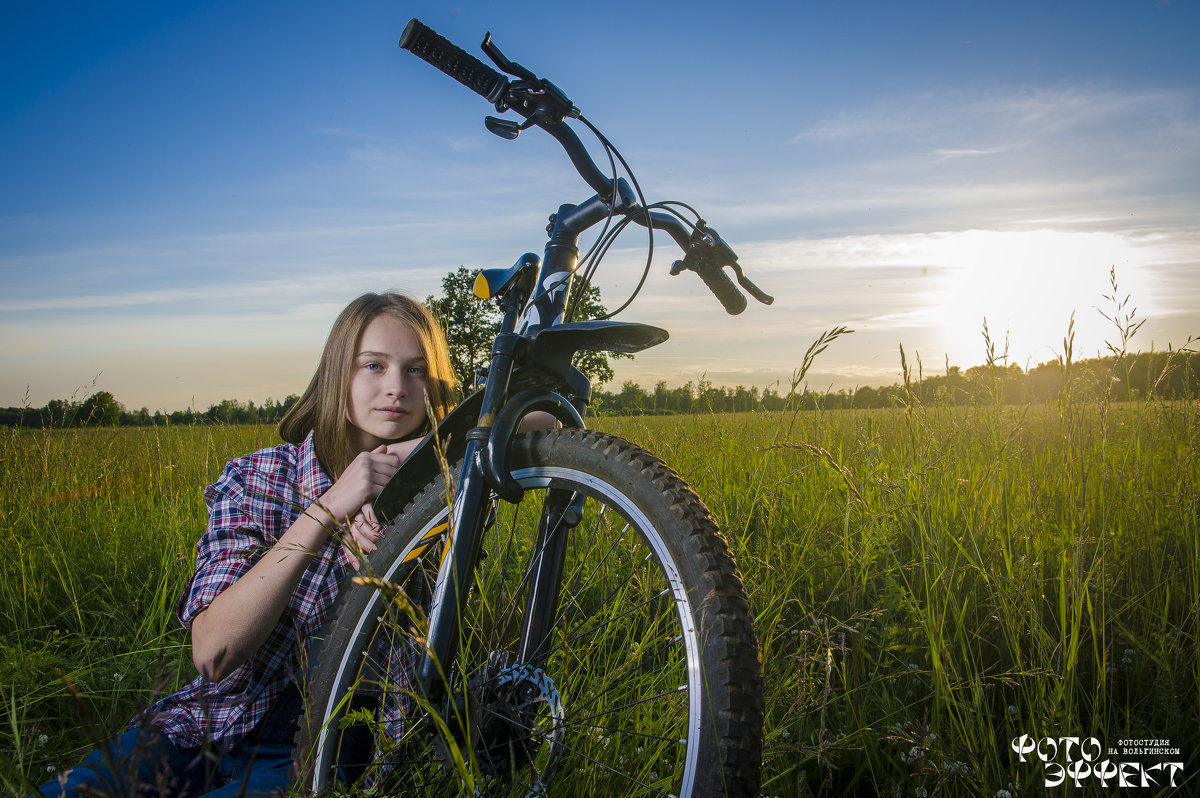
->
[38, 292, 458, 797]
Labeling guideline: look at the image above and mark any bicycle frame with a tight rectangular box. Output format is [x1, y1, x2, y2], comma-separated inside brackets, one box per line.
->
[396, 192, 668, 702]
[384, 15, 768, 719]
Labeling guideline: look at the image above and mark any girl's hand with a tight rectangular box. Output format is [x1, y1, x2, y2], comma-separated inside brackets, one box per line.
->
[519, 411, 559, 432]
[316, 445, 401, 529]
[343, 502, 384, 571]
[338, 440, 418, 570]
[383, 438, 422, 462]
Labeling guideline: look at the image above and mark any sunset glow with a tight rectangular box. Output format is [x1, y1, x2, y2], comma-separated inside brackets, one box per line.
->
[2, 1, 1196, 408]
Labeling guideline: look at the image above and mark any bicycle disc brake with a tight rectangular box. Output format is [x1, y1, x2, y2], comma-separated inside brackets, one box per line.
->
[459, 657, 565, 795]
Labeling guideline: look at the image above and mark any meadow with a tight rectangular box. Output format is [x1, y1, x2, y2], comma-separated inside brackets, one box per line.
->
[2, 389, 1197, 795]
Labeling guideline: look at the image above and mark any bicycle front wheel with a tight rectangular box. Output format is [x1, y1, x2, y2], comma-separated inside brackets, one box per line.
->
[294, 429, 762, 797]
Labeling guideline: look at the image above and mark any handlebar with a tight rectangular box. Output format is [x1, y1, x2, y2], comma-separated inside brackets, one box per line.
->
[398, 19, 508, 103]
[398, 18, 773, 314]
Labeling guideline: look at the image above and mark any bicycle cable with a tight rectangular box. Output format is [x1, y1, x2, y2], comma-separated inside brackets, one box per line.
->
[565, 129, 620, 320]
[568, 113, 656, 322]
[562, 122, 625, 323]
[521, 118, 621, 325]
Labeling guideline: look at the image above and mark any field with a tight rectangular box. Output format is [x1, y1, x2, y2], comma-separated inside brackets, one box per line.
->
[2, 394, 1197, 795]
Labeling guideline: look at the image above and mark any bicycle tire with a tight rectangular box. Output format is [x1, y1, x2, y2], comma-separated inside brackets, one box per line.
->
[293, 429, 762, 796]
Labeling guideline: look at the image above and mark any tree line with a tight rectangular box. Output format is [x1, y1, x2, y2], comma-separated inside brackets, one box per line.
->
[590, 350, 1199, 415]
[0, 393, 301, 429]
[4, 349, 1196, 429]
[590, 350, 1200, 415]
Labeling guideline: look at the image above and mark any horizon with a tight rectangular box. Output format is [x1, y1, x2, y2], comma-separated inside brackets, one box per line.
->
[3, 1, 1198, 410]
[5, 343, 1175, 417]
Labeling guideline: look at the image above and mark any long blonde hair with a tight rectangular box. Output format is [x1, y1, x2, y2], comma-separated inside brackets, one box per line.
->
[280, 292, 457, 478]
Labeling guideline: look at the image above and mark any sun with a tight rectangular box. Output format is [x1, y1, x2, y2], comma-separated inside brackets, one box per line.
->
[930, 230, 1158, 368]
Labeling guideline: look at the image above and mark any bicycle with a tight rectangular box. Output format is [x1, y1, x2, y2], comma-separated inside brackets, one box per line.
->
[293, 19, 773, 797]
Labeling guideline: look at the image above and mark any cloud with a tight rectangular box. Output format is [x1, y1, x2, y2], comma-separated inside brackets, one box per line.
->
[745, 85, 1200, 235]
[932, 148, 1007, 159]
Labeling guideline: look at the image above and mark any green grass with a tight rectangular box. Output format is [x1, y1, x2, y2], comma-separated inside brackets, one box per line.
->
[3, 395, 1197, 795]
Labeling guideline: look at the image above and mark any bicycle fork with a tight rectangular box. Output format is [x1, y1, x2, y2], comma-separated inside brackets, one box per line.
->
[415, 289, 586, 706]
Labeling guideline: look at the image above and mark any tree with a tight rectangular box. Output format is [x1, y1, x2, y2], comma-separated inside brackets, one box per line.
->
[652, 380, 670, 412]
[78, 391, 123, 426]
[426, 267, 501, 392]
[426, 266, 629, 392]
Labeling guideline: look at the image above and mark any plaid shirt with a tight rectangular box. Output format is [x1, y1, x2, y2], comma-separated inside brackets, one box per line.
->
[141, 431, 351, 748]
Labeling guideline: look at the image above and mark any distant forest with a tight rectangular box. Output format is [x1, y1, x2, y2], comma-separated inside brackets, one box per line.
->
[3, 350, 1198, 428]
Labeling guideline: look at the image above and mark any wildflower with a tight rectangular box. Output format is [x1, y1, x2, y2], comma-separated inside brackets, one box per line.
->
[113, 672, 124, 682]
[38, 734, 48, 746]
[1007, 705, 1018, 718]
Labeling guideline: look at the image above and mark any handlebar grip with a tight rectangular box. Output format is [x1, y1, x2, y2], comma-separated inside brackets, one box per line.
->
[399, 19, 508, 104]
[696, 263, 747, 315]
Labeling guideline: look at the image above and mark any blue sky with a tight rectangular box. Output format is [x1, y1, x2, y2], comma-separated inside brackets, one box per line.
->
[3, 0, 1198, 409]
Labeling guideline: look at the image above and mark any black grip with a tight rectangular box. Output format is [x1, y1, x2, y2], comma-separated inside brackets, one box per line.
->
[697, 264, 747, 315]
[399, 19, 508, 103]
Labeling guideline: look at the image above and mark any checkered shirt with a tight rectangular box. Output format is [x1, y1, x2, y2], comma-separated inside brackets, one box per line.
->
[140, 431, 351, 748]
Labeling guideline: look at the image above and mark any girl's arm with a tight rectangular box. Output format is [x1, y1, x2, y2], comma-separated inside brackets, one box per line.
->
[190, 440, 418, 681]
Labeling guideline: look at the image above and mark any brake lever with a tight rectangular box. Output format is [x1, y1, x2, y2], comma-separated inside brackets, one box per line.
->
[728, 262, 774, 306]
[480, 32, 576, 123]
[669, 222, 774, 307]
[481, 32, 538, 82]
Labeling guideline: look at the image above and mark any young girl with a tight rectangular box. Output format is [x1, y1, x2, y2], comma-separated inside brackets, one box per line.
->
[38, 292, 458, 797]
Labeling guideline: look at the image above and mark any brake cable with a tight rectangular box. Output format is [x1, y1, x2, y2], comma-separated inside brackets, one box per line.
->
[568, 114, 658, 322]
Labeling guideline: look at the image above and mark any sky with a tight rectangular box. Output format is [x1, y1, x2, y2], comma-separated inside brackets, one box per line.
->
[3, 0, 1198, 411]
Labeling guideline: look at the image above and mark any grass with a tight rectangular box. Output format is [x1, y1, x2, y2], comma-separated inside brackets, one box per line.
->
[600, 391, 1198, 796]
[2, 391, 1197, 795]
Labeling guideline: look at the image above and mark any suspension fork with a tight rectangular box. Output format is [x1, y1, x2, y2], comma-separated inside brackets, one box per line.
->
[508, 202, 600, 668]
[517, 487, 587, 667]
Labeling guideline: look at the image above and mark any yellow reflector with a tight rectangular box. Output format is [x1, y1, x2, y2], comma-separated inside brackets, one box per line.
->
[473, 272, 491, 299]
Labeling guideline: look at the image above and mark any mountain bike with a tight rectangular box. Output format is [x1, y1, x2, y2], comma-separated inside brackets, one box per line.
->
[293, 19, 772, 797]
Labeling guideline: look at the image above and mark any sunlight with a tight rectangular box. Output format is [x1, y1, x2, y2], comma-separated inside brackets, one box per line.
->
[926, 230, 1159, 368]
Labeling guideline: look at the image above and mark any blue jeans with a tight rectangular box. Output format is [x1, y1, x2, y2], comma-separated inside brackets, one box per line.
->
[35, 726, 293, 798]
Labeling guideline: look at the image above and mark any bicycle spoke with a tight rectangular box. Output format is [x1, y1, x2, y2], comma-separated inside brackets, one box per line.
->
[565, 684, 687, 727]
[555, 587, 671, 651]
[560, 719, 687, 746]
[470, 694, 679, 798]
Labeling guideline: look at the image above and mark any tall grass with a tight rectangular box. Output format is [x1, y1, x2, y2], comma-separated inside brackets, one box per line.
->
[0, 423, 277, 791]
[603, 378, 1198, 795]
[3, 386, 1197, 794]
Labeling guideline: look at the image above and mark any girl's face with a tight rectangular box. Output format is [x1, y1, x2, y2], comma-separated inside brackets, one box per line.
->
[346, 313, 430, 452]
